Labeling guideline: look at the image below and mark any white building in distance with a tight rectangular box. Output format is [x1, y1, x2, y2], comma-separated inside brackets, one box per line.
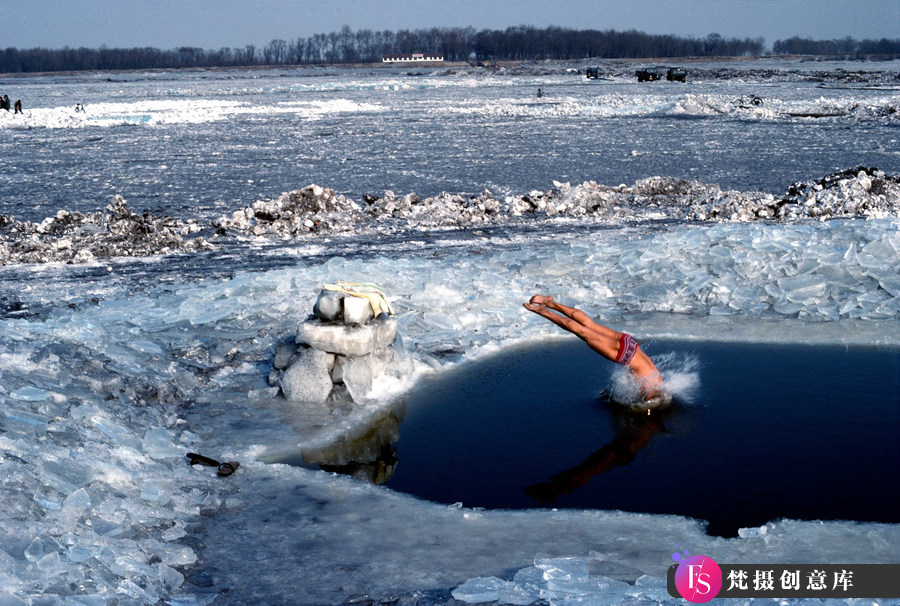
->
[381, 53, 444, 63]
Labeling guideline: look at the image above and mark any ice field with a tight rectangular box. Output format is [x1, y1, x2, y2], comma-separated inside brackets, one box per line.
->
[0, 59, 899, 604]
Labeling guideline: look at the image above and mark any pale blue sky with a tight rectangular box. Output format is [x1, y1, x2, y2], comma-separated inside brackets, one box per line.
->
[1, 0, 896, 50]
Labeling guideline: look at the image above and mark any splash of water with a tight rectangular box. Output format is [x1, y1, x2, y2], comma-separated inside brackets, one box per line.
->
[608, 352, 701, 406]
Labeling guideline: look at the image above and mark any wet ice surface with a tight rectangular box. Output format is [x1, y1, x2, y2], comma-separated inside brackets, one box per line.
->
[0, 60, 898, 604]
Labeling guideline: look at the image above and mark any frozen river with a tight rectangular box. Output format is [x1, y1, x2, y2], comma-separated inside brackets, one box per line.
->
[0, 59, 899, 605]
[2, 59, 899, 223]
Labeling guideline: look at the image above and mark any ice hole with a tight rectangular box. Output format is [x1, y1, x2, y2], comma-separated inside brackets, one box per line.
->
[280, 339, 899, 538]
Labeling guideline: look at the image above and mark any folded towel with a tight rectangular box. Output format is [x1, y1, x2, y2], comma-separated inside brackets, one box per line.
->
[322, 281, 394, 316]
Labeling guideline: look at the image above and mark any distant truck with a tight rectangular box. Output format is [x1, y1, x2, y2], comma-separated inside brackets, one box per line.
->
[666, 67, 687, 82]
[585, 67, 601, 79]
[635, 67, 687, 82]
[635, 68, 661, 82]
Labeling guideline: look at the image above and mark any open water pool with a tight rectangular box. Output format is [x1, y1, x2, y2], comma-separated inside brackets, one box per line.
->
[293, 338, 900, 537]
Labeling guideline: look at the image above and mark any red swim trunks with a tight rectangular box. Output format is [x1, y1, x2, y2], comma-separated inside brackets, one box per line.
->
[614, 333, 638, 366]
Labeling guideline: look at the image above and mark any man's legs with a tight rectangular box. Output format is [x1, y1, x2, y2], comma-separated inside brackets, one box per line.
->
[533, 296, 620, 339]
[524, 296, 621, 361]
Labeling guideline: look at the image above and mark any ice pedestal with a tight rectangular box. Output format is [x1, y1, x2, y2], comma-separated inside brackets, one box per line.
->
[277, 286, 398, 405]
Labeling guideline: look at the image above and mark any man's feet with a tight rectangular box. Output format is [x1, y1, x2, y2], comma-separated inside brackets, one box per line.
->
[523, 302, 548, 315]
[529, 294, 554, 306]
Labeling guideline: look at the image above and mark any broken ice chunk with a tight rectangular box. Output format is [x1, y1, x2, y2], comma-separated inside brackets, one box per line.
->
[25, 537, 58, 563]
[42, 459, 94, 495]
[36, 551, 62, 574]
[158, 563, 185, 591]
[2, 408, 49, 437]
[296, 313, 398, 357]
[118, 578, 160, 604]
[777, 275, 827, 304]
[342, 295, 375, 324]
[280, 347, 333, 403]
[313, 289, 343, 321]
[142, 428, 182, 460]
[342, 349, 393, 401]
[451, 577, 512, 604]
[10, 387, 49, 402]
[535, 556, 590, 582]
[140, 538, 197, 567]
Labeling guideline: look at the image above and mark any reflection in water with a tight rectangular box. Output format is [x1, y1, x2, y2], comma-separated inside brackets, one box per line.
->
[280, 340, 899, 536]
[525, 397, 674, 504]
[300, 407, 404, 484]
[297, 394, 677, 497]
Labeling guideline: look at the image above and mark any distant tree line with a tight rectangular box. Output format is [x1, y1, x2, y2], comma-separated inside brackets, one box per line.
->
[1, 25, 898, 74]
[772, 36, 900, 56]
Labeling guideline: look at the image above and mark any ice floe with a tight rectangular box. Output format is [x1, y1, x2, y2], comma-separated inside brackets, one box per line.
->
[3, 168, 896, 266]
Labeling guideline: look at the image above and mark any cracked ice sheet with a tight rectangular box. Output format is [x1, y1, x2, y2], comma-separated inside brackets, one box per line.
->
[194, 461, 900, 605]
[1, 216, 898, 605]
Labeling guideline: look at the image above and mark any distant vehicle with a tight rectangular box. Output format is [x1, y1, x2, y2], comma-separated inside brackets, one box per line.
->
[667, 67, 687, 82]
[635, 68, 661, 82]
[585, 67, 600, 79]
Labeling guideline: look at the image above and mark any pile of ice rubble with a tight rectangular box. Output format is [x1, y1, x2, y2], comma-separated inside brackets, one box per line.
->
[271, 284, 400, 407]
[0, 196, 213, 265]
[1, 168, 898, 265]
[212, 167, 900, 236]
[451, 556, 672, 605]
[0, 342, 224, 604]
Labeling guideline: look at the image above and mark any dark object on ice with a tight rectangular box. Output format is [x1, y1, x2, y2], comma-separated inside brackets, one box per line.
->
[187, 452, 221, 466]
[738, 94, 764, 108]
[785, 166, 893, 198]
[186, 453, 240, 476]
[217, 461, 240, 477]
[666, 67, 687, 82]
[14, 100, 22, 114]
[537, 87, 543, 98]
[635, 68, 661, 82]
[585, 67, 600, 79]
[188, 570, 215, 588]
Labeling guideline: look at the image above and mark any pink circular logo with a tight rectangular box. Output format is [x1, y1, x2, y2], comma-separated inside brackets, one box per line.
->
[673, 554, 722, 603]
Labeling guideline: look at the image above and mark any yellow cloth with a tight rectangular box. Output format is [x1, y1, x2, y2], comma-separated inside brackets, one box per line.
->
[322, 281, 394, 316]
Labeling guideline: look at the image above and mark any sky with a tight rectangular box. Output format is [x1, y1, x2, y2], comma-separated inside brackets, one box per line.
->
[1, 0, 897, 51]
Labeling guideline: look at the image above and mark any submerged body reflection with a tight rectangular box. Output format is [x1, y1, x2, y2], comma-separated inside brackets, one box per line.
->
[525, 396, 673, 504]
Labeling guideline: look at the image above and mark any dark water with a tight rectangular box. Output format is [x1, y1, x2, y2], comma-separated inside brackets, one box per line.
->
[377, 339, 900, 537]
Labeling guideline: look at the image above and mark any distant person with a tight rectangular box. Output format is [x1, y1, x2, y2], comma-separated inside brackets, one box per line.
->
[75, 103, 86, 113]
[523, 295, 662, 400]
[1, 95, 9, 111]
[537, 87, 543, 98]
[14, 100, 22, 114]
